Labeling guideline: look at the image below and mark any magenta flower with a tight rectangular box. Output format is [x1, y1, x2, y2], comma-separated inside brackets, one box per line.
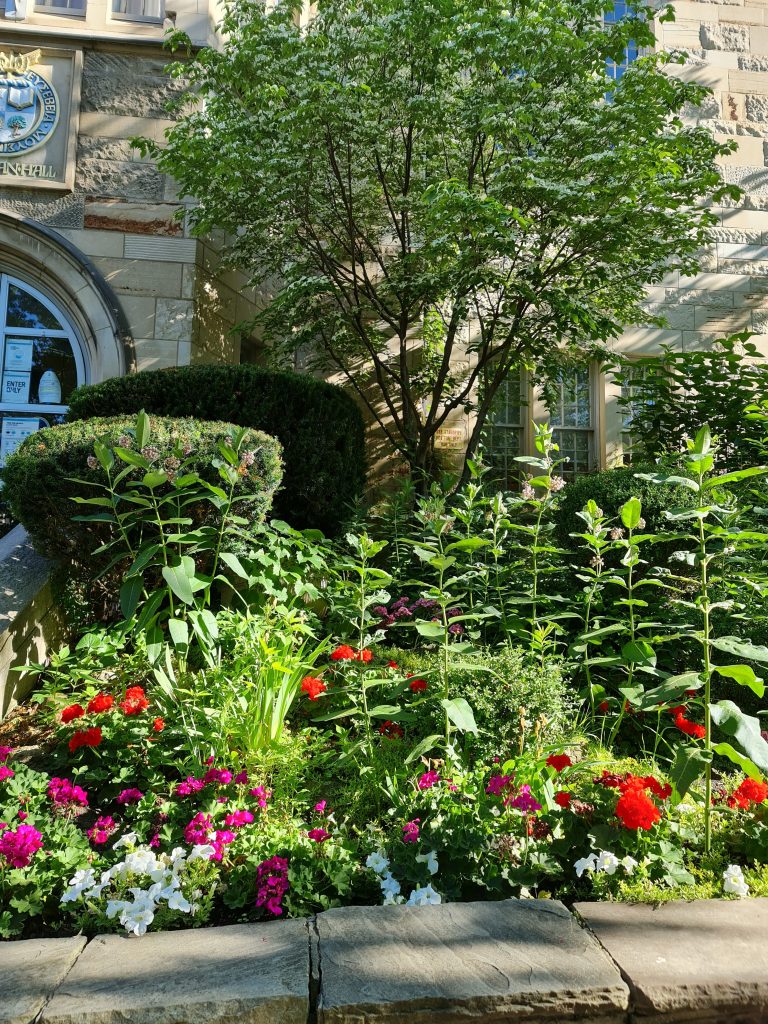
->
[47, 777, 88, 809]
[249, 786, 271, 809]
[210, 829, 236, 861]
[307, 827, 331, 843]
[0, 746, 13, 763]
[149, 832, 161, 848]
[176, 776, 205, 797]
[0, 765, 14, 783]
[255, 855, 289, 917]
[505, 784, 542, 813]
[224, 809, 255, 829]
[184, 812, 213, 846]
[314, 800, 327, 814]
[0, 823, 43, 868]
[402, 818, 421, 844]
[204, 767, 233, 786]
[17, 810, 27, 820]
[234, 770, 249, 786]
[116, 788, 144, 805]
[485, 774, 513, 797]
[417, 770, 439, 790]
[87, 815, 115, 846]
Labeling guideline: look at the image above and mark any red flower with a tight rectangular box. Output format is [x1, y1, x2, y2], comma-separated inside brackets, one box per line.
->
[673, 710, 705, 740]
[379, 720, 404, 740]
[409, 678, 427, 693]
[554, 791, 572, 809]
[546, 754, 572, 773]
[598, 700, 610, 713]
[643, 776, 672, 801]
[87, 693, 114, 714]
[301, 676, 327, 701]
[356, 649, 373, 663]
[615, 787, 661, 831]
[61, 704, 85, 724]
[68, 727, 102, 754]
[330, 645, 356, 662]
[387, 660, 399, 669]
[152, 717, 165, 732]
[733, 777, 768, 808]
[120, 686, 149, 716]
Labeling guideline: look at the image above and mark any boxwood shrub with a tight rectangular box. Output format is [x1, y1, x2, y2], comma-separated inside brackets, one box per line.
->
[2, 415, 283, 563]
[66, 365, 366, 535]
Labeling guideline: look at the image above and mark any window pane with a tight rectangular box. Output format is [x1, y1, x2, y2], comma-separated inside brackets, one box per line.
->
[547, 367, 593, 478]
[485, 372, 524, 488]
[34, 0, 86, 12]
[6, 285, 63, 331]
[112, 0, 163, 18]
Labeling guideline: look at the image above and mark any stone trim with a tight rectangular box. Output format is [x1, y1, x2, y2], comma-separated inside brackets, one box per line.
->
[3, 899, 766, 1024]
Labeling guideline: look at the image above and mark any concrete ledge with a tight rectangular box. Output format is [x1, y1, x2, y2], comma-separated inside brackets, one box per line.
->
[3, 901, 767, 1024]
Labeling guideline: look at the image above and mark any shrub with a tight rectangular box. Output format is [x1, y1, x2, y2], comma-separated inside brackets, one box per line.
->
[2, 415, 283, 564]
[66, 365, 366, 535]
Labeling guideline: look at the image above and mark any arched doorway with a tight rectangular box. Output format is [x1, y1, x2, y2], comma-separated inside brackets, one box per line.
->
[0, 273, 86, 463]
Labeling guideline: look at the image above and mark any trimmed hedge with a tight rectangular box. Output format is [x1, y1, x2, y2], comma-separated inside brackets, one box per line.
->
[66, 365, 366, 535]
[2, 415, 283, 563]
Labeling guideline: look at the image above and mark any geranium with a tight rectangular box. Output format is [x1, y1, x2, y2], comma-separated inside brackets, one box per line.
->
[48, 777, 88, 808]
[307, 827, 331, 843]
[409, 678, 427, 693]
[223, 809, 254, 828]
[234, 770, 249, 785]
[417, 770, 439, 790]
[210, 829, 236, 861]
[0, 745, 12, 762]
[120, 686, 149, 716]
[176, 776, 205, 797]
[671, 706, 705, 740]
[643, 776, 672, 801]
[732, 777, 768, 808]
[330, 644, 356, 662]
[203, 767, 233, 786]
[546, 754, 572, 773]
[485, 774, 513, 797]
[505, 784, 542, 813]
[379, 720, 404, 739]
[152, 717, 165, 732]
[87, 693, 114, 714]
[301, 676, 327, 701]
[402, 818, 420, 844]
[0, 824, 43, 868]
[68, 727, 103, 754]
[249, 786, 271, 809]
[116, 788, 144, 805]
[255, 855, 289, 917]
[0, 765, 14, 783]
[87, 816, 116, 846]
[554, 791, 572, 809]
[356, 648, 373, 663]
[184, 813, 213, 846]
[387, 660, 399, 669]
[61, 704, 85, 724]
[615, 787, 661, 831]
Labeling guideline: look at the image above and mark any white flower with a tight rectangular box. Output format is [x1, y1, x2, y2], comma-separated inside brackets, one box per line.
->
[113, 832, 137, 850]
[574, 853, 597, 878]
[188, 844, 215, 862]
[596, 851, 619, 876]
[105, 899, 127, 920]
[406, 883, 442, 907]
[121, 904, 155, 936]
[168, 847, 188, 868]
[620, 856, 638, 875]
[382, 892, 405, 905]
[61, 868, 97, 903]
[416, 850, 439, 876]
[365, 850, 390, 875]
[124, 849, 158, 876]
[167, 890, 192, 913]
[379, 871, 401, 896]
[723, 864, 749, 898]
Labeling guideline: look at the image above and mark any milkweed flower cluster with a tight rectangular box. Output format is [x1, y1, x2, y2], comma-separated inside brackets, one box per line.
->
[60, 839, 212, 936]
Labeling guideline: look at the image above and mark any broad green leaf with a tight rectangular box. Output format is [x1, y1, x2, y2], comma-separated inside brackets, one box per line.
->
[637, 673, 702, 710]
[621, 640, 656, 668]
[714, 664, 764, 697]
[704, 466, 768, 490]
[710, 700, 768, 773]
[119, 576, 143, 620]
[162, 557, 200, 606]
[404, 734, 443, 764]
[670, 744, 711, 800]
[415, 622, 444, 639]
[711, 636, 768, 665]
[142, 471, 168, 489]
[441, 697, 477, 734]
[219, 552, 250, 580]
[135, 409, 150, 450]
[93, 439, 114, 472]
[368, 705, 402, 717]
[620, 496, 642, 530]
[712, 742, 762, 781]
[168, 618, 189, 651]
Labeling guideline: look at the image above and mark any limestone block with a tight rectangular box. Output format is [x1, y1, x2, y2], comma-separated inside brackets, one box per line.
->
[82, 54, 186, 121]
[721, 165, 768, 195]
[642, 303, 696, 330]
[673, 287, 735, 307]
[41, 922, 309, 1024]
[730, 68, 768, 92]
[77, 136, 135, 162]
[720, 5, 766, 23]
[750, 25, 768, 54]
[133, 338, 182, 371]
[709, 226, 763, 242]
[746, 93, 768, 120]
[752, 308, 768, 332]
[118, 295, 156, 340]
[155, 298, 194, 341]
[76, 160, 165, 203]
[738, 54, 768, 70]
[78, 113, 175, 145]
[700, 22, 750, 49]
[84, 198, 184, 237]
[91, 258, 183, 299]
[577, 899, 768, 1022]
[316, 900, 629, 1023]
[54, 228, 125, 259]
[0, 935, 86, 1024]
[693, 304, 752, 329]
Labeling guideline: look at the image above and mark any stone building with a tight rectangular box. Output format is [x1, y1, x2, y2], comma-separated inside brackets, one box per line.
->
[0, 0, 765, 476]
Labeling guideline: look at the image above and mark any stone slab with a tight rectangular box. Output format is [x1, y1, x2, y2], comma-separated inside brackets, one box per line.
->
[576, 899, 768, 1022]
[41, 921, 309, 1024]
[316, 899, 629, 1023]
[0, 936, 86, 1024]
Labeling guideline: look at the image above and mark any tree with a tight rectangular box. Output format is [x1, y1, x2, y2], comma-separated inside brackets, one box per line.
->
[151, 0, 737, 486]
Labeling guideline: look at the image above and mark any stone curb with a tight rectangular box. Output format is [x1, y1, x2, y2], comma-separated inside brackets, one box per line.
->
[1, 900, 765, 1024]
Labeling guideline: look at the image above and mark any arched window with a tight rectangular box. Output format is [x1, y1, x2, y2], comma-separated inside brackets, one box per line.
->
[0, 273, 87, 465]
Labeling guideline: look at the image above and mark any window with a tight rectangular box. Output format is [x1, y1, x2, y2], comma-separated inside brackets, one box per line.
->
[484, 371, 525, 488]
[604, 2, 639, 82]
[548, 367, 594, 478]
[111, 0, 163, 22]
[619, 361, 660, 465]
[33, 0, 86, 15]
[0, 274, 86, 466]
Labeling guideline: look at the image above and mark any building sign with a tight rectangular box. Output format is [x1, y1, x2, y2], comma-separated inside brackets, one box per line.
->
[0, 45, 81, 191]
[434, 427, 466, 450]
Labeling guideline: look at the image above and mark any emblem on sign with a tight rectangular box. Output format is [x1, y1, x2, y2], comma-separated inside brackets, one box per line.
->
[0, 49, 59, 156]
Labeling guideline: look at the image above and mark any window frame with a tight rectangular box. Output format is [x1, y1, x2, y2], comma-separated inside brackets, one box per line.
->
[545, 364, 597, 479]
[482, 368, 530, 489]
[32, 0, 87, 17]
[109, 0, 164, 24]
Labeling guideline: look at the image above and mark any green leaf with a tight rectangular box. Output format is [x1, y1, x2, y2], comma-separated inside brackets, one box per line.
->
[714, 664, 764, 697]
[637, 673, 702, 710]
[711, 636, 768, 665]
[135, 409, 150, 450]
[219, 552, 250, 580]
[142, 471, 168, 489]
[119, 576, 143, 620]
[621, 640, 657, 668]
[712, 742, 762, 781]
[704, 466, 768, 489]
[670, 744, 711, 800]
[441, 697, 477, 734]
[168, 617, 189, 652]
[692, 424, 711, 455]
[161, 556, 200, 606]
[404, 734, 443, 764]
[93, 439, 114, 472]
[415, 622, 444, 639]
[368, 705, 402, 717]
[620, 496, 642, 530]
[710, 700, 768, 773]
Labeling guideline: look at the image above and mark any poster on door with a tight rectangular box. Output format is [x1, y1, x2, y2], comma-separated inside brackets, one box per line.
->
[4, 338, 34, 373]
[0, 415, 39, 467]
[1, 371, 30, 403]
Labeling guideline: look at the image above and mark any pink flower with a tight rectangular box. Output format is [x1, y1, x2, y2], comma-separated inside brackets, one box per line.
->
[0, 746, 12, 763]
[176, 776, 205, 797]
[87, 815, 115, 846]
[307, 827, 331, 843]
[116, 788, 144, 805]
[249, 786, 271, 809]
[184, 812, 213, 846]
[47, 777, 88, 809]
[17, 810, 27, 821]
[255, 855, 289, 917]
[204, 767, 233, 786]
[0, 823, 43, 868]
[417, 770, 439, 790]
[314, 800, 327, 814]
[485, 774, 513, 797]
[210, 829, 236, 861]
[402, 818, 420, 844]
[234, 770, 249, 786]
[0, 765, 14, 783]
[224, 809, 255, 829]
[149, 832, 161, 848]
[505, 784, 542, 813]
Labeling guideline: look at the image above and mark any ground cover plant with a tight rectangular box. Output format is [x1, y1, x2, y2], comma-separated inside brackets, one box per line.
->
[3, 413, 768, 940]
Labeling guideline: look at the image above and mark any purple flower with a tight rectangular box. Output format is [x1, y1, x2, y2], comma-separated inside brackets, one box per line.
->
[505, 784, 542, 813]
[176, 776, 205, 797]
[234, 770, 249, 786]
[204, 767, 233, 786]
[314, 800, 327, 814]
[184, 812, 212, 846]
[485, 774, 513, 797]
[250, 786, 271, 809]
[255, 855, 289, 917]
[448, 623, 464, 635]
[47, 777, 88, 809]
